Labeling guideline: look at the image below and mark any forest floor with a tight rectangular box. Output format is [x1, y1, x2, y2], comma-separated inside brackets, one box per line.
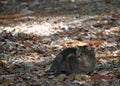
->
[0, 0, 120, 86]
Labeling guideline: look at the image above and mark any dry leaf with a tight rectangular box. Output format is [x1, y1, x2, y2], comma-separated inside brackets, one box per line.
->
[84, 40, 102, 47]
[0, 60, 7, 67]
[75, 74, 90, 81]
[91, 74, 111, 81]
[60, 40, 88, 48]
[75, 74, 82, 81]
[56, 82, 64, 86]
[66, 74, 76, 80]
[57, 74, 66, 81]
[0, 79, 12, 85]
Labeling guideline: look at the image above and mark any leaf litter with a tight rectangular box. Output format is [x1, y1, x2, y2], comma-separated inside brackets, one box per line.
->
[0, 0, 120, 86]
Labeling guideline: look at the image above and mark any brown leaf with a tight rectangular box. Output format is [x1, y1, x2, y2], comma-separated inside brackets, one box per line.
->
[33, 36, 41, 41]
[60, 40, 88, 48]
[84, 40, 102, 47]
[0, 79, 12, 85]
[66, 74, 76, 80]
[56, 82, 64, 86]
[24, 43, 32, 47]
[0, 60, 7, 67]
[75, 74, 82, 81]
[113, 50, 120, 57]
[75, 74, 90, 81]
[57, 74, 67, 81]
[97, 52, 113, 59]
[91, 74, 111, 81]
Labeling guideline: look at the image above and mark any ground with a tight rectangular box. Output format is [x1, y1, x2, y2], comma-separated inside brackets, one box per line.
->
[0, 0, 120, 86]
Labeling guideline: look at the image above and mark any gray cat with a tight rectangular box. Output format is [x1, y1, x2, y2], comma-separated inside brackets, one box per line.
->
[48, 45, 96, 74]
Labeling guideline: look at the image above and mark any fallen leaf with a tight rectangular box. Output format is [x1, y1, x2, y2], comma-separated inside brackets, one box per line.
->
[91, 74, 111, 81]
[56, 82, 64, 86]
[60, 40, 88, 48]
[84, 40, 102, 47]
[75, 74, 90, 81]
[0, 60, 7, 67]
[57, 74, 66, 81]
[0, 79, 12, 85]
[75, 74, 82, 81]
[66, 74, 76, 80]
